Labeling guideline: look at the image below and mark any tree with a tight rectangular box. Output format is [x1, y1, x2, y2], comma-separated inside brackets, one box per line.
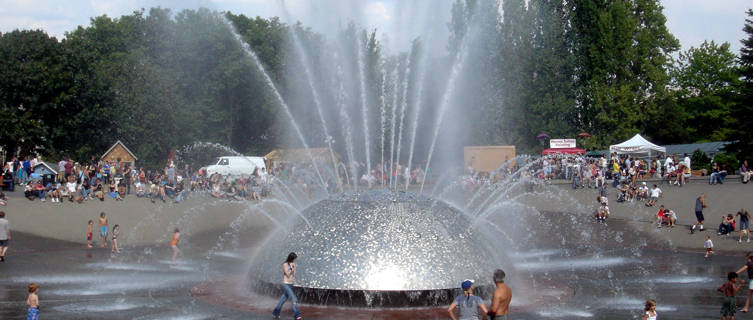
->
[728, 9, 753, 161]
[672, 41, 739, 142]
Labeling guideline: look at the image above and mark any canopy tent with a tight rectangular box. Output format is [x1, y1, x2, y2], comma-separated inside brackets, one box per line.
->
[541, 147, 585, 155]
[609, 134, 666, 157]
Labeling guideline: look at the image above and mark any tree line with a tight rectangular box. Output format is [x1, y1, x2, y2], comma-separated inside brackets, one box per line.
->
[0, 2, 752, 168]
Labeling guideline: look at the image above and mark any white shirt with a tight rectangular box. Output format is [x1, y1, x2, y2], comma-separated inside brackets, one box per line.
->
[650, 187, 662, 198]
[66, 182, 77, 193]
[684, 156, 691, 170]
[704, 239, 713, 249]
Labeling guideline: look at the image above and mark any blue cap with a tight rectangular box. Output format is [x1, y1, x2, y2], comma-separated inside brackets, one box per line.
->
[461, 279, 474, 289]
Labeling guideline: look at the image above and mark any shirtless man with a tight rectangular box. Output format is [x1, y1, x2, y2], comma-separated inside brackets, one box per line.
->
[488, 269, 512, 320]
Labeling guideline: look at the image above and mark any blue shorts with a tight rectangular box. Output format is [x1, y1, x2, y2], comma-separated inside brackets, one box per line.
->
[742, 220, 750, 230]
[100, 226, 108, 237]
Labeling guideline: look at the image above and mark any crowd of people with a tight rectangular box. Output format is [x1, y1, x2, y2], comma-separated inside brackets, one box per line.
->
[0, 155, 305, 205]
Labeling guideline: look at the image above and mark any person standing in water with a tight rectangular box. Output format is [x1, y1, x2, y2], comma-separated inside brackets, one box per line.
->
[488, 269, 512, 319]
[26, 283, 39, 320]
[736, 252, 753, 312]
[98, 212, 108, 248]
[273, 252, 301, 320]
[111, 224, 120, 254]
[448, 279, 488, 320]
[170, 228, 180, 262]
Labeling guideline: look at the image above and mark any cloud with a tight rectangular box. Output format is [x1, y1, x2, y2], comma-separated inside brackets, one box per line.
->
[365, 1, 390, 21]
[662, 0, 750, 53]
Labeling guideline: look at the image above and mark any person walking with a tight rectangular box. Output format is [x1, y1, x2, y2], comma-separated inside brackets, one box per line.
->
[273, 252, 302, 320]
[691, 193, 707, 234]
[448, 279, 488, 320]
[705, 235, 714, 258]
[738, 209, 751, 243]
[0, 211, 9, 262]
[488, 269, 512, 320]
[736, 253, 753, 313]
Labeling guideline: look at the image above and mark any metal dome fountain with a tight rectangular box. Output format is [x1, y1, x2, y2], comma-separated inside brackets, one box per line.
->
[248, 190, 510, 307]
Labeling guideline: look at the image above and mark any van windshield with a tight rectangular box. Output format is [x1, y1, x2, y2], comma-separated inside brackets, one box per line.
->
[218, 159, 229, 165]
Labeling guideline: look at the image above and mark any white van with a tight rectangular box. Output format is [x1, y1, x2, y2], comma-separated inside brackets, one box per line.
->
[206, 156, 266, 176]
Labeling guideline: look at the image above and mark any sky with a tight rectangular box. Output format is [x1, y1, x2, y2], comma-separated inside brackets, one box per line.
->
[0, 0, 750, 54]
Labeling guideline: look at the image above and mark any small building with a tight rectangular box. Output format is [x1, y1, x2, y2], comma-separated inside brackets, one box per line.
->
[33, 161, 57, 184]
[101, 140, 138, 168]
[463, 146, 516, 173]
[663, 141, 730, 159]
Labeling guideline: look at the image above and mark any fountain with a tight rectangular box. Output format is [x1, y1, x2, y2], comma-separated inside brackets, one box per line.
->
[3, 2, 733, 320]
[248, 190, 510, 307]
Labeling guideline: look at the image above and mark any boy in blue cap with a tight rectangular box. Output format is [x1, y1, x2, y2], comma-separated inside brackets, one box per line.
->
[448, 279, 488, 320]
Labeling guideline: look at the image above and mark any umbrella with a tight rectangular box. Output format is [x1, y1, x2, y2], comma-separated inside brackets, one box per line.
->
[536, 132, 549, 140]
[577, 132, 592, 138]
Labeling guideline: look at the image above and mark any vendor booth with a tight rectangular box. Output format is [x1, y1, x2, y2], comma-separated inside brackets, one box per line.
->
[609, 134, 665, 157]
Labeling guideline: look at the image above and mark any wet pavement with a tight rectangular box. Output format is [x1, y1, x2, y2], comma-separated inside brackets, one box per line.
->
[0, 210, 748, 319]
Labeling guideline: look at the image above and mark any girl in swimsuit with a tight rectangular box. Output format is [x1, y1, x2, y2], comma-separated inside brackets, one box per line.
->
[86, 220, 93, 248]
[26, 283, 39, 320]
[171, 228, 180, 262]
[111, 224, 120, 254]
[99, 212, 108, 248]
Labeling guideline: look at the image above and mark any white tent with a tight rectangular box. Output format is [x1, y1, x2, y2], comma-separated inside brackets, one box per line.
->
[609, 134, 666, 157]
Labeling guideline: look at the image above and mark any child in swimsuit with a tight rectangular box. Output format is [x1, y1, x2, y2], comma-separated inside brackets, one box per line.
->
[26, 283, 39, 320]
[171, 228, 180, 263]
[111, 224, 120, 254]
[99, 212, 108, 248]
[86, 220, 93, 248]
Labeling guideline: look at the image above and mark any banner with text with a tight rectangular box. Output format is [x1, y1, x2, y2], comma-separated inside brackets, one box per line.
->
[550, 139, 576, 149]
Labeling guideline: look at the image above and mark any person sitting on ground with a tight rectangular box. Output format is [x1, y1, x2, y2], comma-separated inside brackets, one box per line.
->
[710, 162, 720, 185]
[174, 179, 186, 203]
[44, 181, 57, 203]
[597, 202, 610, 223]
[655, 205, 667, 227]
[683, 163, 692, 183]
[719, 164, 729, 184]
[646, 184, 662, 207]
[93, 178, 105, 201]
[719, 214, 737, 235]
[675, 164, 686, 186]
[210, 180, 224, 198]
[58, 181, 68, 202]
[665, 209, 678, 228]
[117, 180, 126, 200]
[34, 180, 46, 201]
[66, 177, 77, 202]
[135, 181, 145, 197]
[616, 182, 628, 203]
[637, 182, 649, 202]
[24, 182, 34, 201]
[666, 162, 677, 184]
[80, 177, 91, 200]
[149, 180, 160, 202]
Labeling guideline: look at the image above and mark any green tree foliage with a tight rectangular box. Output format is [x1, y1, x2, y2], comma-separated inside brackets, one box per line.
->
[0, 9, 287, 167]
[570, 0, 679, 148]
[672, 41, 739, 142]
[729, 9, 753, 162]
